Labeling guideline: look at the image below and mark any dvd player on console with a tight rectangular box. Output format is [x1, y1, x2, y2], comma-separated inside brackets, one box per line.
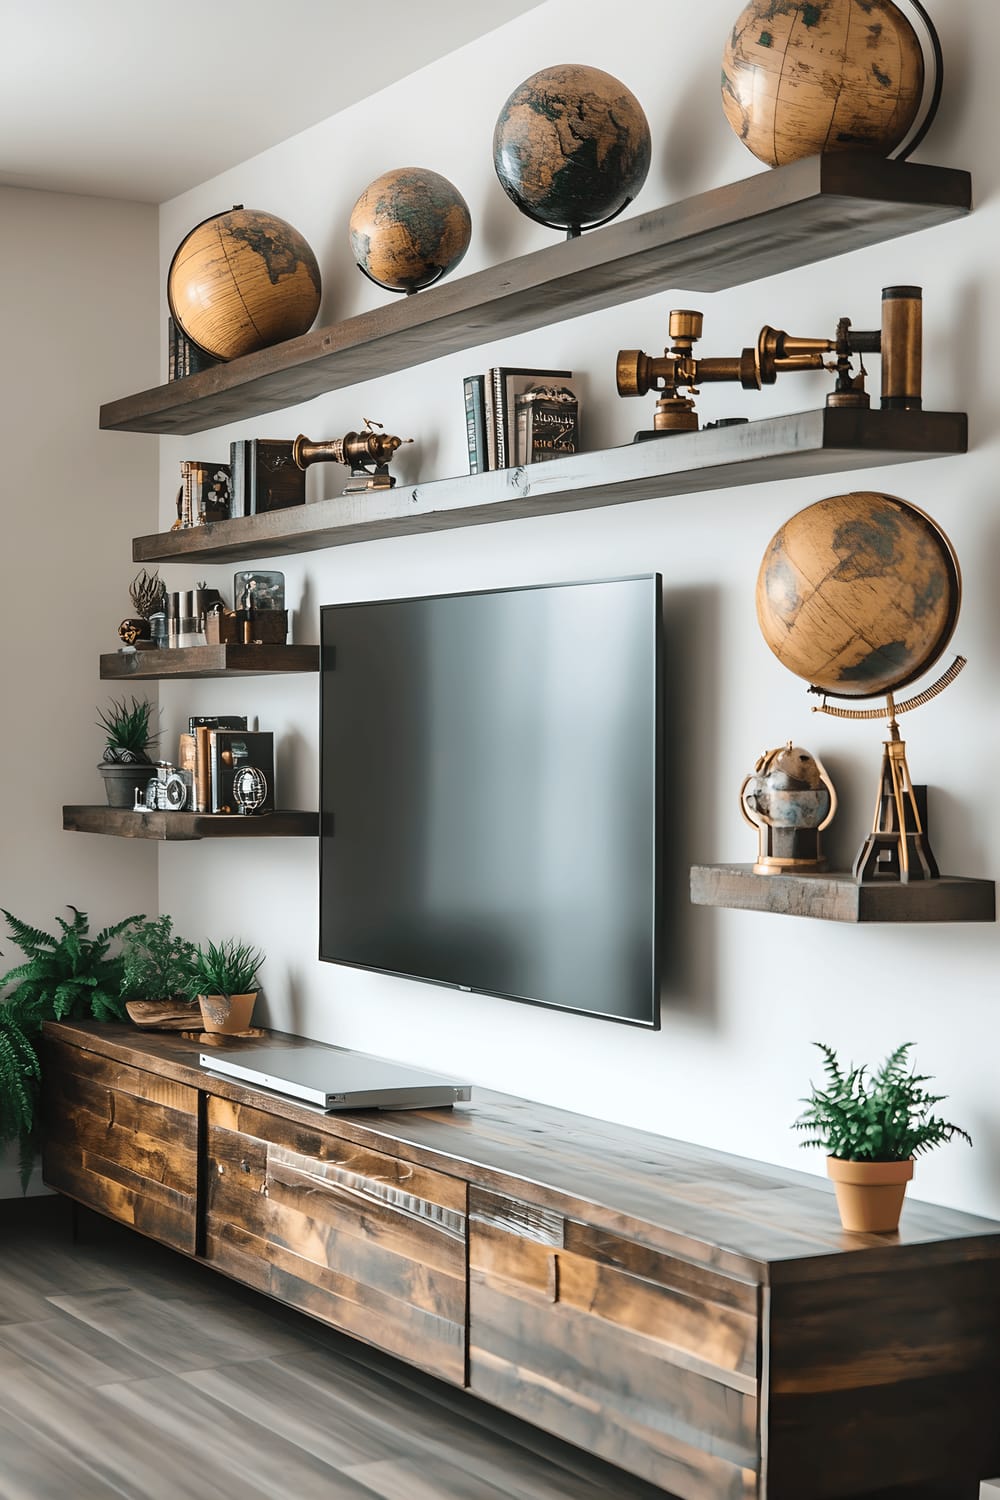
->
[200, 1042, 471, 1112]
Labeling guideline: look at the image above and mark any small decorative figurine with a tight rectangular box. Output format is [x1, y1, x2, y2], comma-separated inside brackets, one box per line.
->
[740, 743, 837, 874]
[118, 569, 167, 647]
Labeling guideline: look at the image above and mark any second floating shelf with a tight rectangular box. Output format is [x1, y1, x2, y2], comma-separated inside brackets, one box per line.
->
[100, 644, 319, 680]
[690, 865, 996, 924]
[63, 807, 318, 841]
[133, 407, 968, 565]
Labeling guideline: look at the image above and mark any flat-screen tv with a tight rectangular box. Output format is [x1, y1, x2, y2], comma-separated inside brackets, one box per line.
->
[319, 574, 662, 1027]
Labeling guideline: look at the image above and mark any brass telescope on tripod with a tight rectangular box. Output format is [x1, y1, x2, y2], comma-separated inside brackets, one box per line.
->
[293, 418, 412, 494]
[616, 285, 923, 437]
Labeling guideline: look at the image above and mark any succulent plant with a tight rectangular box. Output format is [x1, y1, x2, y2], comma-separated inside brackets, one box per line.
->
[128, 568, 167, 620]
[96, 695, 158, 764]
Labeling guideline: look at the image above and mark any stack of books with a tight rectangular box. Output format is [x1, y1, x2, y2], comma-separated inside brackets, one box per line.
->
[463, 367, 579, 474]
[167, 316, 220, 381]
[229, 439, 305, 517]
[178, 719, 275, 816]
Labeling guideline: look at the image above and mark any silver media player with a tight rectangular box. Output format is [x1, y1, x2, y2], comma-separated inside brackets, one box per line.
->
[199, 1042, 471, 1112]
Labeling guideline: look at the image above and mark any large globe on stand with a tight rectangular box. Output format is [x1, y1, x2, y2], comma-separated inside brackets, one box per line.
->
[493, 64, 651, 236]
[722, 0, 925, 166]
[756, 492, 960, 699]
[349, 169, 472, 294]
[168, 208, 322, 360]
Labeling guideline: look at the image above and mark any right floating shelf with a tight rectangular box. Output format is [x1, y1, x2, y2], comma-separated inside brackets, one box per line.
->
[690, 865, 996, 924]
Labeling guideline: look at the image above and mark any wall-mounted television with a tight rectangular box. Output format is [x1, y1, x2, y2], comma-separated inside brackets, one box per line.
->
[319, 574, 662, 1027]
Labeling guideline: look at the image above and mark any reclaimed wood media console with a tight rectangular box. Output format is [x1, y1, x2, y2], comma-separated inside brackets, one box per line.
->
[42, 1021, 1000, 1500]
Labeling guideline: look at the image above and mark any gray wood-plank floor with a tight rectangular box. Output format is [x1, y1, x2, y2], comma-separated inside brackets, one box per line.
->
[0, 1200, 666, 1500]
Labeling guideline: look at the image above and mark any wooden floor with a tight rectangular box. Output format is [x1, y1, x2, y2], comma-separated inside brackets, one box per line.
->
[0, 1199, 665, 1500]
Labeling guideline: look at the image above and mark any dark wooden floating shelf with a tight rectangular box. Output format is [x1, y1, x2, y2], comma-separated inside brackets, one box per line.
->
[133, 406, 967, 565]
[62, 807, 318, 841]
[102, 154, 971, 437]
[99, 643, 319, 680]
[690, 864, 996, 924]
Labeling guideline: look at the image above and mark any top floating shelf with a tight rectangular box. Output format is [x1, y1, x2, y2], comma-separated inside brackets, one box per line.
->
[101, 155, 971, 436]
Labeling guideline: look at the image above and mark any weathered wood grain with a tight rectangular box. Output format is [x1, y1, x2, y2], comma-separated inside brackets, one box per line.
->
[469, 1187, 758, 1499]
[131, 409, 967, 565]
[41, 1024, 1000, 1500]
[763, 1261, 1000, 1500]
[41, 1036, 198, 1254]
[61, 806, 318, 840]
[99, 643, 319, 679]
[691, 865, 996, 924]
[204, 1097, 467, 1384]
[101, 155, 971, 436]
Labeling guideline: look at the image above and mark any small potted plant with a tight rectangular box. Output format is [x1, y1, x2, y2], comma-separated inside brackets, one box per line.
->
[96, 695, 158, 807]
[119, 915, 200, 1028]
[794, 1041, 971, 1233]
[183, 938, 265, 1035]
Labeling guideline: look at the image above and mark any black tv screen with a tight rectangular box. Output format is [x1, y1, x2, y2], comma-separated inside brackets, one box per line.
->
[319, 574, 662, 1027]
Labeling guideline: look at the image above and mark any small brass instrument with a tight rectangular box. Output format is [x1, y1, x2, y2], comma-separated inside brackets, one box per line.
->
[812, 656, 967, 884]
[293, 418, 413, 493]
[617, 285, 923, 437]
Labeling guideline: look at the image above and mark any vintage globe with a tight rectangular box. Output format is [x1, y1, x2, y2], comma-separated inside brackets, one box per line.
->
[168, 208, 322, 361]
[756, 492, 961, 699]
[493, 64, 651, 234]
[349, 169, 472, 294]
[722, 0, 925, 166]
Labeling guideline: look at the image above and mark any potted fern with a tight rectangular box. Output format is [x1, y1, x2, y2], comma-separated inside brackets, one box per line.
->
[794, 1042, 971, 1233]
[0, 906, 141, 1187]
[96, 694, 158, 807]
[119, 915, 200, 1029]
[183, 938, 265, 1035]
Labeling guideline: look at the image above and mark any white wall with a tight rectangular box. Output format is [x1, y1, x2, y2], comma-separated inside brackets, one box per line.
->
[154, 0, 1000, 1217]
[0, 187, 159, 1194]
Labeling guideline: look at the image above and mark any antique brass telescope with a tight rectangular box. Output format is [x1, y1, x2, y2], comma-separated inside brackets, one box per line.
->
[293, 418, 412, 493]
[617, 285, 923, 437]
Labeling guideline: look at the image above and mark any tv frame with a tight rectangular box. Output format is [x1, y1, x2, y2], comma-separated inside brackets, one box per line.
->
[318, 573, 663, 1029]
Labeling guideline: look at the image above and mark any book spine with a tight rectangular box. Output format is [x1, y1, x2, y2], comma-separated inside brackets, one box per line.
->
[194, 726, 211, 813]
[229, 441, 246, 518]
[463, 375, 486, 475]
[246, 440, 259, 516]
[491, 366, 508, 469]
[484, 369, 497, 470]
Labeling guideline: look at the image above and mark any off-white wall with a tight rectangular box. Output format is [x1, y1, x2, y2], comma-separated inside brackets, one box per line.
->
[154, 0, 1000, 1216]
[0, 187, 159, 1195]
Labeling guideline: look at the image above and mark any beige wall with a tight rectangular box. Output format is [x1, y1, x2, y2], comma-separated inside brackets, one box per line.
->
[0, 186, 159, 1194]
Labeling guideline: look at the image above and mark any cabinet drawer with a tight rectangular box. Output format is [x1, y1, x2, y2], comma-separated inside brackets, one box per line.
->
[204, 1097, 467, 1385]
[41, 1037, 199, 1254]
[469, 1187, 760, 1500]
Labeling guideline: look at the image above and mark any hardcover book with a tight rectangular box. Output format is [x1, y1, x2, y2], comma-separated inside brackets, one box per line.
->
[208, 730, 275, 815]
[463, 374, 487, 474]
[488, 367, 572, 469]
[229, 439, 305, 517]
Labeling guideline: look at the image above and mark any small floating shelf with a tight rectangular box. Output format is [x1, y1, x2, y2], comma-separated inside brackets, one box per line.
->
[133, 407, 968, 565]
[63, 807, 318, 841]
[99, 644, 319, 680]
[100, 154, 971, 437]
[690, 865, 996, 924]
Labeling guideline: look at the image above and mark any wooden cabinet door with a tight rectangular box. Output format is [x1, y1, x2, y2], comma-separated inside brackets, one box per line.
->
[469, 1187, 761, 1500]
[204, 1096, 467, 1385]
[41, 1036, 199, 1254]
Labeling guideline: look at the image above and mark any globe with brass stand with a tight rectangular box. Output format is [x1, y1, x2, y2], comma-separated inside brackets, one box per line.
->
[755, 490, 963, 885]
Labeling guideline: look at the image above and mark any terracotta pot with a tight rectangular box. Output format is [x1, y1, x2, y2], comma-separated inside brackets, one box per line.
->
[197, 991, 257, 1035]
[827, 1156, 914, 1233]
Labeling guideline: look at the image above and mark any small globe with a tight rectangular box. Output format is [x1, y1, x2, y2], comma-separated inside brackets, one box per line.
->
[493, 64, 651, 234]
[349, 169, 472, 294]
[722, 0, 925, 167]
[168, 208, 322, 361]
[756, 492, 961, 699]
